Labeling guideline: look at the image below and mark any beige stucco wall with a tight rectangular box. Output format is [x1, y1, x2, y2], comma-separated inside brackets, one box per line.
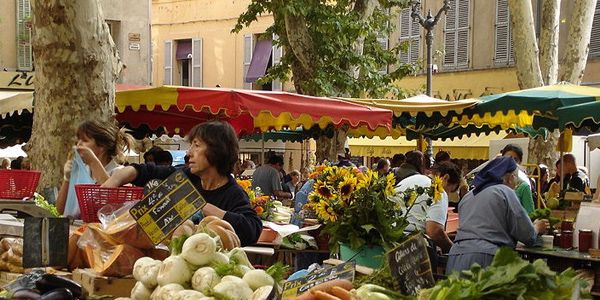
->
[0, 0, 151, 85]
[0, 1, 18, 70]
[101, 0, 152, 85]
[151, 0, 273, 88]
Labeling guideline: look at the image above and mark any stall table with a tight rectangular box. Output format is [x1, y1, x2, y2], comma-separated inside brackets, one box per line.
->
[516, 246, 600, 296]
[246, 242, 330, 269]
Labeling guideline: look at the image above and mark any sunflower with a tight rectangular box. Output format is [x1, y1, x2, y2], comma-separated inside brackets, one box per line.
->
[385, 173, 396, 196]
[432, 176, 445, 203]
[314, 180, 334, 199]
[315, 200, 337, 222]
[338, 176, 357, 201]
[407, 191, 418, 206]
[237, 179, 251, 190]
[316, 165, 327, 173]
[357, 170, 377, 190]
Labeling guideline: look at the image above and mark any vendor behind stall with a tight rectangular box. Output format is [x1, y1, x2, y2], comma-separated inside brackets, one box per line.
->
[102, 121, 262, 246]
[446, 157, 549, 274]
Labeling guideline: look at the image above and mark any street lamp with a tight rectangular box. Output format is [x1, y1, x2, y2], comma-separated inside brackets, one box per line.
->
[410, 0, 450, 160]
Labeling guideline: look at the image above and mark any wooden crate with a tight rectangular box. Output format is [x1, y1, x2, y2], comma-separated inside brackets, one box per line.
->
[0, 271, 21, 287]
[72, 269, 135, 299]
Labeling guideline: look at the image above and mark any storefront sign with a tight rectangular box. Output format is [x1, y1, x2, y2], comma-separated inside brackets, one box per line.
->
[1, 71, 34, 90]
[129, 43, 141, 51]
[129, 170, 206, 244]
[128, 33, 141, 42]
[281, 261, 355, 299]
[387, 233, 434, 295]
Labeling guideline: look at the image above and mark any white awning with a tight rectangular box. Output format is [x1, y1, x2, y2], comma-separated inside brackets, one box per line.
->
[0, 91, 33, 118]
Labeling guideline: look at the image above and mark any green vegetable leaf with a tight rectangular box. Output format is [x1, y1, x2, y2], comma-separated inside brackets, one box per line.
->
[266, 262, 290, 284]
[169, 234, 188, 255]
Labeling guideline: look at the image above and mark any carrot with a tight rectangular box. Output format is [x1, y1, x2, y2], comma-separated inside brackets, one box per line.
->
[330, 286, 352, 300]
[313, 291, 342, 300]
[291, 291, 318, 300]
[309, 279, 353, 295]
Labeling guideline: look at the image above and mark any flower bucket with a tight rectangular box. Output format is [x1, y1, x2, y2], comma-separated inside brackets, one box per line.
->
[339, 243, 384, 268]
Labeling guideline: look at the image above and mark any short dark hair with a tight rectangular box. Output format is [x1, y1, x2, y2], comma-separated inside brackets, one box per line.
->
[154, 150, 173, 165]
[143, 146, 164, 162]
[501, 144, 523, 163]
[268, 154, 284, 166]
[432, 161, 462, 186]
[187, 121, 239, 176]
[434, 151, 451, 163]
[405, 150, 425, 174]
[391, 153, 405, 166]
[376, 158, 390, 170]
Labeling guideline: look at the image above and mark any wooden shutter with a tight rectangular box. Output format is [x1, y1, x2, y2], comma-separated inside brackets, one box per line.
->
[272, 34, 282, 91]
[399, 8, 420, 64]
[444, 0, 457, 67]
[163, 40, 173, 85]
[444, 0, 469, 68]
[17, 0, 33, 71]
[590, 2, 600, 57]
[243, 34, 253, 89]
[378, 35, 389, 74]
[191, 38, 203, 87]
[399, 9, 411, 63]
[495, 0, 510, 64]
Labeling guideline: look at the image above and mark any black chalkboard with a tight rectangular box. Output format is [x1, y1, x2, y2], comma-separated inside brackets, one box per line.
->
[23, 217, 69, 268]
[129, 170, 206, 244]
[387, 233, 435, 295]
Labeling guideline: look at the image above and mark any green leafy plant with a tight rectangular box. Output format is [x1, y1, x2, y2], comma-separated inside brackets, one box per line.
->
[33, 193, 60, 217]
[420, 247, 589, 300]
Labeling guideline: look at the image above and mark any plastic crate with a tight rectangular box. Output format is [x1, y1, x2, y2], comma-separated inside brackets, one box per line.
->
[0, 170, 41, 199]
[75, 184, 144, 223]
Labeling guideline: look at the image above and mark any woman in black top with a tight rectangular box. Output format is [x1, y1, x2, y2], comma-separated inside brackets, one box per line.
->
[103, 121, 262, 246]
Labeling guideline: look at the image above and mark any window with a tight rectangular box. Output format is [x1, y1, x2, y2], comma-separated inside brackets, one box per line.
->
[243, 35, 253, 89]
[398, 8, 420, 65]
[16, 0, 33, 71]
[494, 0, 514, 65]
[243, 34, 283, 91]
[444, 0, 470, 69]
[377, 34, 389, 74]
[590, 2, 600, 58]
[163, 41, 173, 85]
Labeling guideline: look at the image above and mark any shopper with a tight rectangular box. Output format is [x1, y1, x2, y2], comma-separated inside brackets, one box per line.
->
[252, 154, 291, 198]
[446, 157, 549, 273]
[103, 121, 262, 246]
[57, 120, 135, 217]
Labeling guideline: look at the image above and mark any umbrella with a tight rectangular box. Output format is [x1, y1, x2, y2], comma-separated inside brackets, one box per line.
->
[453, 82, 600, 130]
[116, 86, 396, 138]
[556, 101, 600, 131]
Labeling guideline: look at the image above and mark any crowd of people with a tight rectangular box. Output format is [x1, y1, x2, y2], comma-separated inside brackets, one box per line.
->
[0, 156, 31, 170]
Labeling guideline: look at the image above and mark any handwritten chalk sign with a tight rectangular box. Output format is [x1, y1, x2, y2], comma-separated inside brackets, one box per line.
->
[281, 261, 355, 299]
[387, 233, 434, 295]
[129, 170, 206, 244]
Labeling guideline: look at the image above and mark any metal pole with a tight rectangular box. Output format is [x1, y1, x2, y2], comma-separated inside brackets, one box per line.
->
[411, 0, 450, 161]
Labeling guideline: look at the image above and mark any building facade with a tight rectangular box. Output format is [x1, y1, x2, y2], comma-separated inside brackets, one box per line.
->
[0, 0, 152, 88]
[394, 0, 600, 99]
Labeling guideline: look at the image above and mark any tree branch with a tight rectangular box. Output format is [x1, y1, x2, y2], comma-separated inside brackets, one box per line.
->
[508, 0, 543, 89]
[539, 0, 560, 85]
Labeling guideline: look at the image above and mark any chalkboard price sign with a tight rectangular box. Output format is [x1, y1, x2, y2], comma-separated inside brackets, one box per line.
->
[129, 170, 206, 244]
[387, 233, 434, 295]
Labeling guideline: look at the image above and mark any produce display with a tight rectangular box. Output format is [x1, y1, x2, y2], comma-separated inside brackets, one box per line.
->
[528, 208, 561, 228]
[0, 271, 83, 299]
[119, 218, 286, 300]
[0, 237, 23, 273]
[418, 248, 586, 300]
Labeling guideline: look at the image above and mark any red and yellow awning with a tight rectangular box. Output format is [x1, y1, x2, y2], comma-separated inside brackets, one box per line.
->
[115, 86, 396, 138]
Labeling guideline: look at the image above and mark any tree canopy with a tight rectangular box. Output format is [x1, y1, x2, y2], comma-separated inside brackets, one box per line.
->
[234, 0, 414, 98]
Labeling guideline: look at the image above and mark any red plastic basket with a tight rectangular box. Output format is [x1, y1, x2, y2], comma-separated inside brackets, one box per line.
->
[0, 170, 41, 199]
[75, 184, 144, 223]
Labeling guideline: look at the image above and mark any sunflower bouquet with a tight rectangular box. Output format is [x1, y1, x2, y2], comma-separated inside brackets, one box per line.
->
[304, 165, 443, 252]
[237, 179, 274, 220]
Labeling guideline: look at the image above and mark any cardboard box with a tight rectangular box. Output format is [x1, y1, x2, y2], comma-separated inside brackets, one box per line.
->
[72, 269, 135, 299]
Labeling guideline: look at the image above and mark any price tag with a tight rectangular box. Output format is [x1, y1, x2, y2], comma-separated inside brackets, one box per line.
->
[129, 170, 206, 244]
[387, 233, 435, 295]
[281, 261, 355, 299]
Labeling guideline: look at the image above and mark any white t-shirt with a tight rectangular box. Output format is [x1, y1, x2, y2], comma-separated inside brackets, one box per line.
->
[393, 174, 448, 233]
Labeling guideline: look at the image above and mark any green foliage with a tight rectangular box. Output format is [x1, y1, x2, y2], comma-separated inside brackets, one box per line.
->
[169, 234, 189, 256]
[33, 193, 60, 217]
[233, 0, 415, 97]
[420, 248, 589, 300]
[528, 208, 561, 229]
[266, 262, 290, 284]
